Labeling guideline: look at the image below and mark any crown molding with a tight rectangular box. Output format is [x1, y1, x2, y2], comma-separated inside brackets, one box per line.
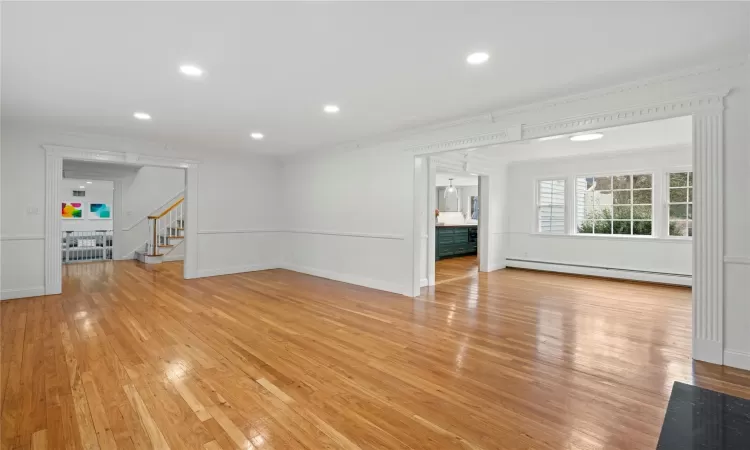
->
[521, 89, 729, 140]
[43, 145, 200, 168]
[405, 125, 522, 155]
[308, 56, 746, 159]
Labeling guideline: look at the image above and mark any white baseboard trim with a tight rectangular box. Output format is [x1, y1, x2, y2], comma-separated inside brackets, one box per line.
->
[482, 263, 506, 273]
[420, 277, 428, 287]
[281, 263, 408, 296]
[506, 258, 691, 286]
[694, 338, 724, 365]
[1, 286, 46, 300]
[196, 263, 279, 278]
[723, 349, 750, 371]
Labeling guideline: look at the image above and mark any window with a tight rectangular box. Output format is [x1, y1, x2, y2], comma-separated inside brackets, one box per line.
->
[668, 171, 693, 237]
[537, 179, 565, 233]
[576, 174, 653, 235]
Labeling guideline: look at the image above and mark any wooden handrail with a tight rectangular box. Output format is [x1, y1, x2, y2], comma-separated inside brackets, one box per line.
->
[148, 197, 184, 219]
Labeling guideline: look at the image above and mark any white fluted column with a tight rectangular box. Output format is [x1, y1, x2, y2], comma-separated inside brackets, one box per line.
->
[692, 108, 724, 364]
[45, 153, 63, 295]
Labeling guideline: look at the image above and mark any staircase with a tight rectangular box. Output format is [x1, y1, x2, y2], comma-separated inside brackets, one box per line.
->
[134, 197, 185, 264]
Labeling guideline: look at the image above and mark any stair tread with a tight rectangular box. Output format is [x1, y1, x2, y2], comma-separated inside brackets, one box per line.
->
[169, 227, 185, 230]
[164, 235, 184, 239]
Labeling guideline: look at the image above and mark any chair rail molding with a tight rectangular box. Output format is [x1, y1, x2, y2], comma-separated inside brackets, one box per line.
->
[43, 145, 201, 295]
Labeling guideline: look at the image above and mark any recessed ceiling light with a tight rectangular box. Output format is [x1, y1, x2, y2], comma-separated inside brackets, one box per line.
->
[570, 133, 604, 142]
[466, 52, 490, 65]
[323, 104, 340, 114]
[179, 64, 204, 77]
[86, 181, 92, 184]
[79, 186, 85, 189]
[133, 112, 151, 120]
[250, 132, 264, 140]
[538, 135, 565, 141]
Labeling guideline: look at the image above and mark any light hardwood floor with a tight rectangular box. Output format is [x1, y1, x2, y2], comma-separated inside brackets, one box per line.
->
[434, 255, 478, 285]
[2, 260, 750, 450]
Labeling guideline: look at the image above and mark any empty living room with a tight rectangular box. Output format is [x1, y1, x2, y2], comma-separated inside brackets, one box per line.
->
[2, 2, 750, 449]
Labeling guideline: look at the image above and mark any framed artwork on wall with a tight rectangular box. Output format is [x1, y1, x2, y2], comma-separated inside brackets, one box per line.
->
[61, 201, 83, 219]
[89, 203, 112, 219]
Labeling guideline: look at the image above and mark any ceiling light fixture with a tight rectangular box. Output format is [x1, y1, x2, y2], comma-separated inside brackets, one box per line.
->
[179, 64, 204, 77]
[323, 104, 340, 114]
[79, 185, 85, 189]
[86, 181, 92, 184]
[250, 132, 264, 140]
[538, 135, 565, 141]
[466, 52, 490, 65]
[444, 178, 457, 198]
[570, 133, 604, 142]
[133, 112, 151, 120]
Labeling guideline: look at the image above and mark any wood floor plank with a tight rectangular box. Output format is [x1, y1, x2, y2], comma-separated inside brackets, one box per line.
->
[2, 258, 750, 450]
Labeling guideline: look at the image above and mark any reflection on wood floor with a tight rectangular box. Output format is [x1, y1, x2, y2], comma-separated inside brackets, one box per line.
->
[2, 260, 750, 449]
[435, 255, 478, 284]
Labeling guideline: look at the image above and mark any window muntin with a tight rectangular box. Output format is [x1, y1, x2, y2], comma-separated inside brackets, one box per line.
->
[576, 174, 653, 236]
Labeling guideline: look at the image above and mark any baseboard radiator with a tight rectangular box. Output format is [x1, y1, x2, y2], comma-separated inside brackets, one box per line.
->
[505, 258, 692, 286]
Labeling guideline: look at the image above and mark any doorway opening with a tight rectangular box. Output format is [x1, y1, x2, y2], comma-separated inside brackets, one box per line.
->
[44, 146, 198, 297]
[434, 172, 480, 284]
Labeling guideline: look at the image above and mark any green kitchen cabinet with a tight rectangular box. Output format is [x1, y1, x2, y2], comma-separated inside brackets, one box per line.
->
[435, 226, 478, 260]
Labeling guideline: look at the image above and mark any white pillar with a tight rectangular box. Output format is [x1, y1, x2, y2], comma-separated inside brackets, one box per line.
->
[427, 158, 437, 286]
[692, 108, 725, 364]
[45, 153, 63, 295]
[183, 165, 199, 279]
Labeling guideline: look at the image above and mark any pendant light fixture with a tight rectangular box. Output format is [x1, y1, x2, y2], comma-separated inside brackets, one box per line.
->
[444, 178, 456, 198]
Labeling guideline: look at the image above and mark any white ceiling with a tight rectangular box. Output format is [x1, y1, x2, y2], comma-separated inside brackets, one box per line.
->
[3, 2, 748, 155]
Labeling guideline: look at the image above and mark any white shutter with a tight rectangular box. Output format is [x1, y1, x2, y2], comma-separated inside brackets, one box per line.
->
[538, 180, 565, 233]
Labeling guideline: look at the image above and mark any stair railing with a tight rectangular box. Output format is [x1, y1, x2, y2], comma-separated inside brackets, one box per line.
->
[147, 197, 184, 256]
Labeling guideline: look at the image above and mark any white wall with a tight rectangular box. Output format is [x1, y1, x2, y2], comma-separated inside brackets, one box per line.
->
[280, 146, 413, 295]
[504, 146, 692, 277]
[0, 123, 283, 298]
[60, 179, 114, 232]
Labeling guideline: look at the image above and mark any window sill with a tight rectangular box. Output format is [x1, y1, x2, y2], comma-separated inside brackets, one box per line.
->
[525, 232, 692, 243]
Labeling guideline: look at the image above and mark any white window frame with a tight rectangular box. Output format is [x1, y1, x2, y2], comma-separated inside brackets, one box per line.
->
[534, 177, 567, 234]
[664, 167, 693, 240]
[573, 170, 656, 238]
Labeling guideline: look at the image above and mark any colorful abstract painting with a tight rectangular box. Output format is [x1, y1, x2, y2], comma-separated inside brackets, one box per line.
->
[89, 203, 111, 219]
[62, 202, 83, 219]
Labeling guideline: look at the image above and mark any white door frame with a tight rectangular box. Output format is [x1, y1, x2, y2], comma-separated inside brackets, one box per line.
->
[412, 155, 491, 296]
[43, 145, 200, 295]
[407, 90, 728, 365]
